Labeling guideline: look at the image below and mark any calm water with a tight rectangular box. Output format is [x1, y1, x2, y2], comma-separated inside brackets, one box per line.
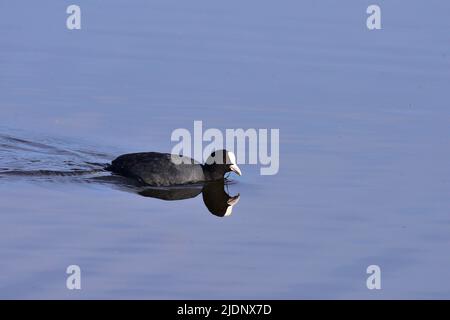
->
[1, 0, 450, 299]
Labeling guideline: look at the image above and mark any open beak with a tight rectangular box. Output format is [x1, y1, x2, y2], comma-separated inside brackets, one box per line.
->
[229, 164, 242, 176]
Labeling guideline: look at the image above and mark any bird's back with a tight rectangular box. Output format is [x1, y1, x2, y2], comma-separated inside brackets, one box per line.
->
[107, 152, 205, 186]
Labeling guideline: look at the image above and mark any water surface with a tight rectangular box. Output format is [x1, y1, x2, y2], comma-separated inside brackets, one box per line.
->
[0, 0, 450, 299]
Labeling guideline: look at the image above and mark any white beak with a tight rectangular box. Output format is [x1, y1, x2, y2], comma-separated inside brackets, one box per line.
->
[229, 164, 242, 176]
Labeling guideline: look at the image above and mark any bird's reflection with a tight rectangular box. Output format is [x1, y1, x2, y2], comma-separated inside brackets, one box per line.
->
[138, 181, 240, 217]
[90, 175, 240, 217]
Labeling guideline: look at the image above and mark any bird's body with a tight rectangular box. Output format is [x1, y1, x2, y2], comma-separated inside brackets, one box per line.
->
[106, 150, 241, 187]
[106, 152, 204, 186]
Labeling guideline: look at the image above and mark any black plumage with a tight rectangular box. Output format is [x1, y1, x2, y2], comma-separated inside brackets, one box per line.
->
[106, 150, 241, 186]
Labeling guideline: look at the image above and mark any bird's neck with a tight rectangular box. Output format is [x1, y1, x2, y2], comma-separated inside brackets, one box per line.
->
[202, 164, 225, 182]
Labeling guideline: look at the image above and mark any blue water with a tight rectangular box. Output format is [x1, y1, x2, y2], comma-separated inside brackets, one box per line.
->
[0, 0, 450, 299]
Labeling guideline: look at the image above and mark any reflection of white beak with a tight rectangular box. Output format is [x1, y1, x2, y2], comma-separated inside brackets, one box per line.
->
[229, 164, 242, 176]
[227, 194, 240, 206]
[225, 194, 240, 216]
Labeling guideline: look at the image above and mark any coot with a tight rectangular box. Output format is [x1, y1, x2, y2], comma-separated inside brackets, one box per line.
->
[106, 149, 242, 186]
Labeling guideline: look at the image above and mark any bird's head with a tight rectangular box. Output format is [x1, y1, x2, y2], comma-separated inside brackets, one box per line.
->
[204, 150, 242, 178]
